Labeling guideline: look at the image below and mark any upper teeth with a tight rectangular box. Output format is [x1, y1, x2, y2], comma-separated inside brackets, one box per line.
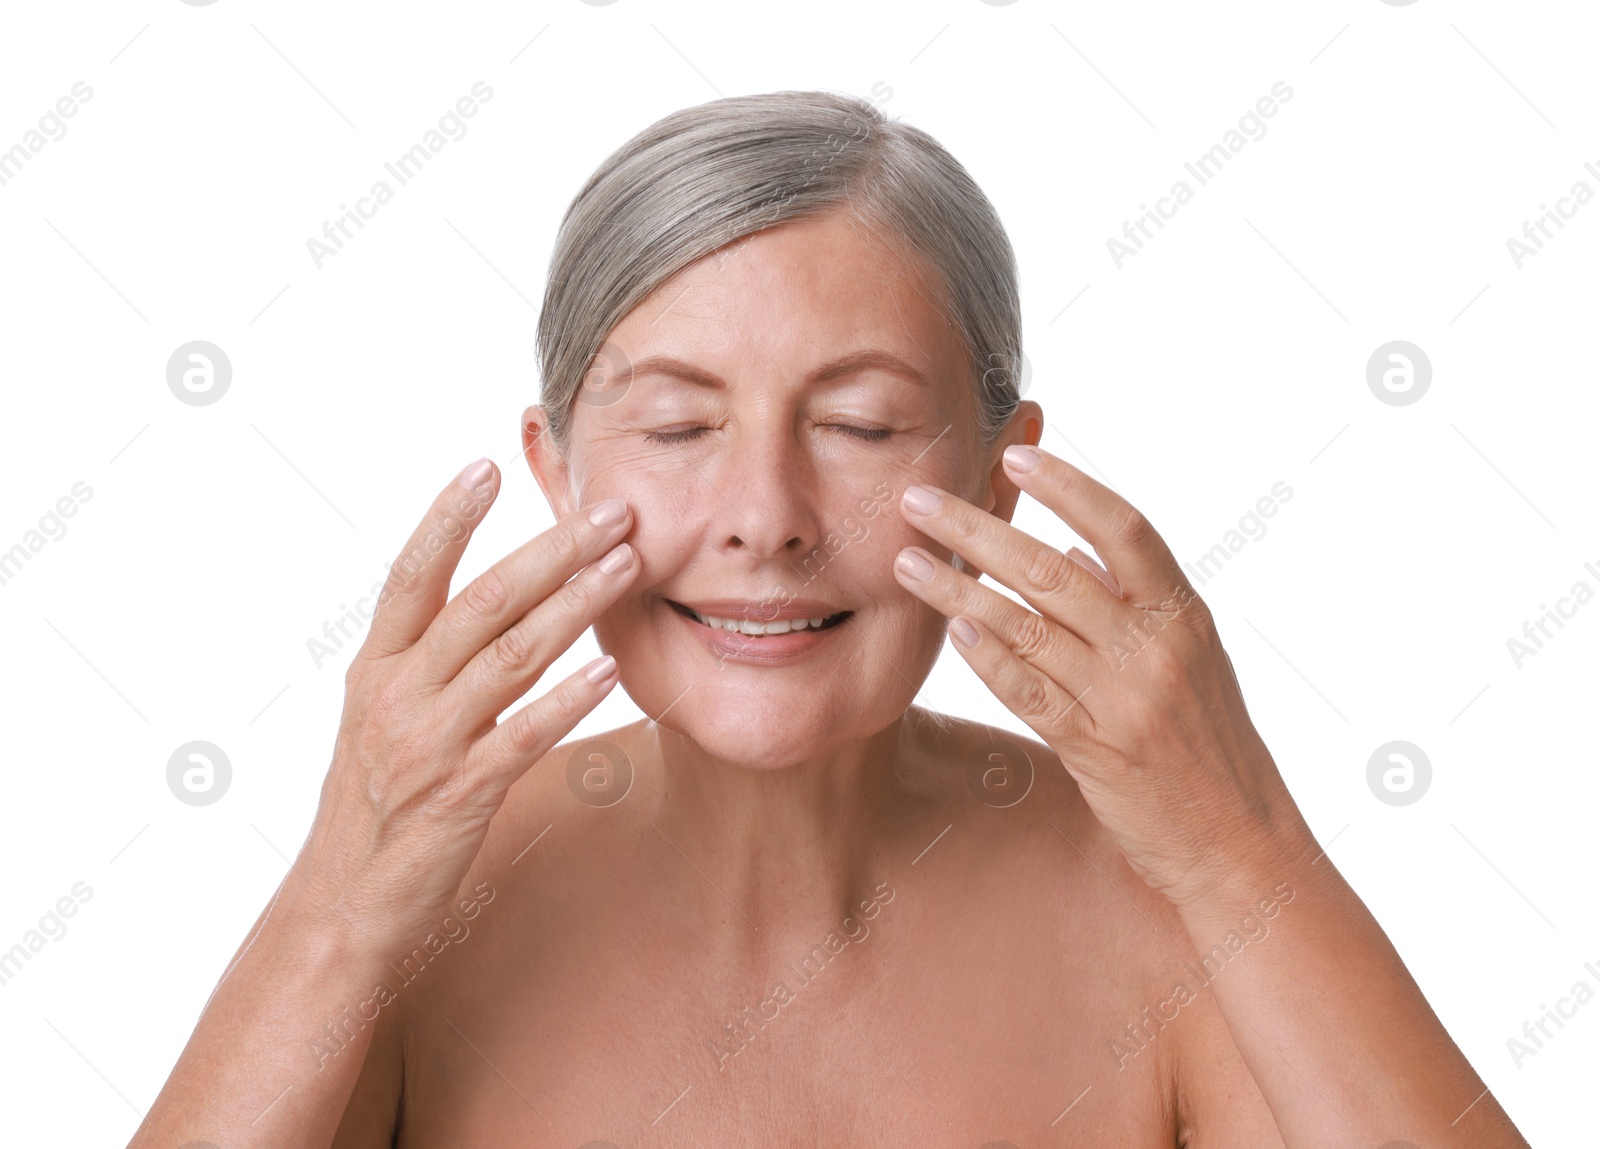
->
[689, 608, 838, 635]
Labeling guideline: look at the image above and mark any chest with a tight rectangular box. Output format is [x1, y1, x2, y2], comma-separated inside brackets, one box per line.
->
[394, 882, 1178, 1147]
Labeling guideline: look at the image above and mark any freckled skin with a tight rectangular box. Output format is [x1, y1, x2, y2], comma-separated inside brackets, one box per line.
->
[330, 208, 1286, 1147]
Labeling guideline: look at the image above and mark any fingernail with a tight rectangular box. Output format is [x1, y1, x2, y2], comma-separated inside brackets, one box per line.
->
[589, 497, 628, 527]
[896, 549, 935, 581]
[1003, 445, 1041, 473]
[584, 654, 617, 683]
[458, 458, 493, 488]
[949, 617, 980, 648]
[598, 543, 632, 574]
[902, 485, 940, 515]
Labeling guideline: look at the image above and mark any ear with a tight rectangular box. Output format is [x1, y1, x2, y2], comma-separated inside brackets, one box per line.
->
[963, 399, 1043, 581]
[982, 399, 1043, 523]
[522, 405, 573, 519]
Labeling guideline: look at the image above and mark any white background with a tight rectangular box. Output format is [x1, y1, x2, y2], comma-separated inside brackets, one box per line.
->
[0, 1, 1595, 1144]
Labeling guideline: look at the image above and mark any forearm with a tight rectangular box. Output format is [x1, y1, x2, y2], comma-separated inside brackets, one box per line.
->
[129, 866, 392, 1149]
[1174, 830, 1527, 1148]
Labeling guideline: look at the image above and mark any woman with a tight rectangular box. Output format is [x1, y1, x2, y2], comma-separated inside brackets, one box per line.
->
[130, 90, 1525, 1147]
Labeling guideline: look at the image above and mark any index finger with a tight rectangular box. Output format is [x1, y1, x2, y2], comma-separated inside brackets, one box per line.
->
[362, 458, 503, 660]
[1000, 444, 1189, 607]
[410, 488, 633, 687]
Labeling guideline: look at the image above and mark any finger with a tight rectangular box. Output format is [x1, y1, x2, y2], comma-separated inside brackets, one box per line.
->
[1001, 445, 1189, 608]
[441, 540, 638, 724]
[414, 496, 634, 686]
[899, 483, 1126, 647]
[1067, 546, 1121, 596]
[892, 544, 1098, 687]
[364, 459, 501, 660]
[467, 651, 621, 794]
[943, 611, 1095, 746]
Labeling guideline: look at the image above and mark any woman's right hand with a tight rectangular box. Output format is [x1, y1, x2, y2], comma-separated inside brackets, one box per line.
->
[288, 456, 637, 954]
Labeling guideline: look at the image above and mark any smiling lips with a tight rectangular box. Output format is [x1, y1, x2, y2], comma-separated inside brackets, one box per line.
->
[667, 598, 852, 637]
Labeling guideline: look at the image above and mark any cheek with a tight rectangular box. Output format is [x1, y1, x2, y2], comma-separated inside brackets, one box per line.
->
[854, 513, 917, 580]
[578, 456, 700, 580]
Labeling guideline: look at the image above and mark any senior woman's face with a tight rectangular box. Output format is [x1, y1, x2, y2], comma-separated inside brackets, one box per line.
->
[529, 207, 1014, 769]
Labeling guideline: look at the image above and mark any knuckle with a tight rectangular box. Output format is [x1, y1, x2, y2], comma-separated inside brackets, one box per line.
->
[1179, 588, 1214, 630]
[460, 566, 511, 623]
[1008, 610, 1058, 664]
[1012, 672, 1059, 728]
[489, 618, 540, 675]
[1110, 506, 1155, 549]
[1141, 629, 1189, 687]
[552, 519, 591, 571]
[558, 569, 600, 618]
[365, 675, 410, 724]
[1022, 545, 1075, 594]
[503, 701, 549, 757]
[343, 655, 369, 692]
[944, 506, 980, 548]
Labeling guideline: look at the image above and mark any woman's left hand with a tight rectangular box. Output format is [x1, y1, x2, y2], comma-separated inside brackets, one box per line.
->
[893, 443, 1315, 911]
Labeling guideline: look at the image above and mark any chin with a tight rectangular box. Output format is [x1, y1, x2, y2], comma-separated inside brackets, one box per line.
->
[645, 675, 851, 770]
[596, 598, 932, 768]
[667, 715, 826, 771]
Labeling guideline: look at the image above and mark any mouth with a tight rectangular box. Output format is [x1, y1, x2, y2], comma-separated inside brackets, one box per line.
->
[667, 600, 853, 637]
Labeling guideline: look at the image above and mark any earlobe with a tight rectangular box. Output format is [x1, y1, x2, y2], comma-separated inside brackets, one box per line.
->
[986, 399, 1044, 525]
[521, 406, 573, 518]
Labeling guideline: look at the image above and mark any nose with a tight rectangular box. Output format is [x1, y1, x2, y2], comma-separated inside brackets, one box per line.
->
[707, 417, 823, 560]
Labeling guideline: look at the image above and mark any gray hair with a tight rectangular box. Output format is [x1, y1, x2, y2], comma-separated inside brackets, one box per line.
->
[535, 88, 1022, 457]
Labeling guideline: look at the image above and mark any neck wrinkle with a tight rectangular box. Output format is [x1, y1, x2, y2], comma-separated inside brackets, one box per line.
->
[639, 708, 920, 946]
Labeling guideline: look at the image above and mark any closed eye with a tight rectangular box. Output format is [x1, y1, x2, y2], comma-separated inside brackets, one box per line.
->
[830, 425, 891, 442]
[643, 425, 891, 445]
[643, 427, 710, 445]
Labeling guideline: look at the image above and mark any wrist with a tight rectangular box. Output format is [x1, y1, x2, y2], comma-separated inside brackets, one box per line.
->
[1170, 805, 1322, 938]
[274, 857, 402, 970]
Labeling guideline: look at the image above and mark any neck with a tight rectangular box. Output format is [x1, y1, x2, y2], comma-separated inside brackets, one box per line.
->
[640, 708, 925, 950]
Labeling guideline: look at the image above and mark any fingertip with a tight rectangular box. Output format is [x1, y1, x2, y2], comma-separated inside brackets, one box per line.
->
[457, 458, 494, 490]
[597, 542, 634, 575]
[1002, 444, 1041, 474]
[587, 497, 629, 528]
[949, 616, 980, 648]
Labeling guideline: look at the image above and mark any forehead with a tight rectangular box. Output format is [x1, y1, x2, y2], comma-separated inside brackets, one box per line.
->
[606, 208, 968, 388]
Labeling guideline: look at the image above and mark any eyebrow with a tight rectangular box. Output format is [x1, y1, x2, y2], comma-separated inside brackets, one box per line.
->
[619, 349, 931, 391]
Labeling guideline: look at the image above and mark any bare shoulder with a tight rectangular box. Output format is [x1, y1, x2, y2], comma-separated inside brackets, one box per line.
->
[921, 709, 1289, 1145]
[465, 719, 648, 880]
[906, 705, 1169, 913]
[948, 714, 1287, 1144]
